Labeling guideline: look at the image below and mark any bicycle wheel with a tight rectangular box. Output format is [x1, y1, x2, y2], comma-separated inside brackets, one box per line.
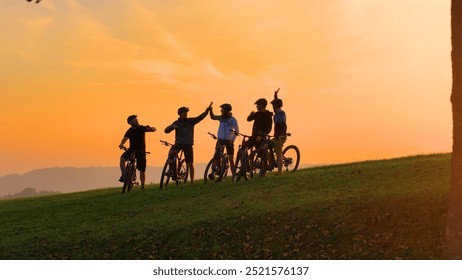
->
[160, 160, 171, 189]
[175, 156, 189, 185]
[234, 149, 246, 182]
[204, 158, 215, 183]
[204, 155, 228, 183]
[247, 150, 264, 179]
[282, 145, 300, 172]
[122, 164, 134, 193]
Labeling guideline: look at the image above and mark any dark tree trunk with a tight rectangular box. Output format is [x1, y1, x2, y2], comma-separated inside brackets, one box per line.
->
[446, 0, 462, 259]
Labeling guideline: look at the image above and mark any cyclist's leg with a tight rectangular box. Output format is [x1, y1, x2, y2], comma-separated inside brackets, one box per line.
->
[137, 153, 147, 188]
[226, 141, 236, 177]
[139, 171, 145, 188]
[183, 145, 194, 183]
[273, 137, 286, 174]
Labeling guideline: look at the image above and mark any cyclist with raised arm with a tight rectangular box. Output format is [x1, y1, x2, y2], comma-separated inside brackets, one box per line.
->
[209, 103, 239, 178]
[119, 115, 156, 189]
[247, 98, 273, 149]
[164, 103, 212, 183]
[270, 91, 287, 175]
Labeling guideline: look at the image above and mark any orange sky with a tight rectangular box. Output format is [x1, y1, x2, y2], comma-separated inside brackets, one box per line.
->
[0, 0, 452, 176]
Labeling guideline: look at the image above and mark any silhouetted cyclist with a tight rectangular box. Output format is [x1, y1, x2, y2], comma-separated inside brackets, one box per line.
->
[118, 115, 156, 189]
[247, 98, 273, 149]
[209, 103, 239, 177]
[164, 103, 212, 183]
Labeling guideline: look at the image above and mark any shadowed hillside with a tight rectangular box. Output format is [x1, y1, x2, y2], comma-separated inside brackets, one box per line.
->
[0, 154, 450, 259]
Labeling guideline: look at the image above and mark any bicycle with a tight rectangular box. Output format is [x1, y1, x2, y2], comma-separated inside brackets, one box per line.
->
[159, 140, 189, 189]
[120, 147, 150, 193]
[230, 129, 254, 182]
[203, 132, 230, 183]
[248, 133, 300, 177]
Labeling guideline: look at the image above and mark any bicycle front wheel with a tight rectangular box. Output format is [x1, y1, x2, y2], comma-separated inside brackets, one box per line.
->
[204, 155, 228, 183]
[282, 145, 300, 172]
[234, 149, 248, 182]
[160, 160, 171, 189]
[122, 164, 135, 193]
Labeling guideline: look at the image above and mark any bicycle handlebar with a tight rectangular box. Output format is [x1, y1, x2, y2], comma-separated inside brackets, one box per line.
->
[207, 132, 218, 140]
[120, 147, 150, 154]
[160, 140, 174, 147]
[229, 129, 251, 138]
[228, 129, 291, 140]
[264, 132, 291, 139]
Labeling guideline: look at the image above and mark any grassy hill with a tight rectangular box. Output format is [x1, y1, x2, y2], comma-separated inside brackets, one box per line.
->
[0, 154, 451, 259]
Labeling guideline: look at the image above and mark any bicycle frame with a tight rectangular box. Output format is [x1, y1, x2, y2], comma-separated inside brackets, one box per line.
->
[253, 133, 299, 176]
[209, 132, 228, 158]
[204, 133, 230, 183]
[160, 140, 189, 189]
[230, 129, 254, 181]
[120, 147, 149, 193]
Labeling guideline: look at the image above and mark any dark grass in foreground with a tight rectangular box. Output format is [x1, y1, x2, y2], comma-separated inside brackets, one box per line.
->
[0, 154, 450, 259]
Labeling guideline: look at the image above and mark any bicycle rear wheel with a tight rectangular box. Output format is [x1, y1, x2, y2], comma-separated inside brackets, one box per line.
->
[204, 155, 228, 183]
[122, 164, 135, 193]
[234, 149, 247, 182]
[282, 145, 300, 172]
[160, 160, 171, 189]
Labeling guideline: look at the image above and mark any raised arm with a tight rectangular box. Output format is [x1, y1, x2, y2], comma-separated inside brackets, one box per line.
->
[209, 108, 220, 121]
[191, 103, 213, 125]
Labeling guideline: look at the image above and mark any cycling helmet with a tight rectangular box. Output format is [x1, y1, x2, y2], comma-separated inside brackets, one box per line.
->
[270, 98, 283, 107]
[254, 98, 268, 106]
[177, 106, 190, 114]
[220, 103, 232, 112]
[127, 115, 137, 124]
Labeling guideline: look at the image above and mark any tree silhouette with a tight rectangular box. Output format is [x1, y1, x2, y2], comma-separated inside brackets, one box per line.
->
[447, 0, 462, 259]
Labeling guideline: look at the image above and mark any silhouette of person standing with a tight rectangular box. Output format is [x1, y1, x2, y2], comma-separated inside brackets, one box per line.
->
[165, 103, 212, 183]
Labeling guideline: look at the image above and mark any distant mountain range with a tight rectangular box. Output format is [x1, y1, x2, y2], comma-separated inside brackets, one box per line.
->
[0, 165, 203, 198]
[0, 163, 314, 199]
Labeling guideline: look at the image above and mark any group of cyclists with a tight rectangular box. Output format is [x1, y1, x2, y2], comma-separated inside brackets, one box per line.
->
[118, 90, 287, 189]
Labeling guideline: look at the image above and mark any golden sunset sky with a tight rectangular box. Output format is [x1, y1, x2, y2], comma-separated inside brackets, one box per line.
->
[0, 0, 452, 176]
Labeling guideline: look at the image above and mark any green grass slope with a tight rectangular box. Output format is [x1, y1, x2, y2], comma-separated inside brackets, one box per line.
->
[0, 154, 451, 259]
